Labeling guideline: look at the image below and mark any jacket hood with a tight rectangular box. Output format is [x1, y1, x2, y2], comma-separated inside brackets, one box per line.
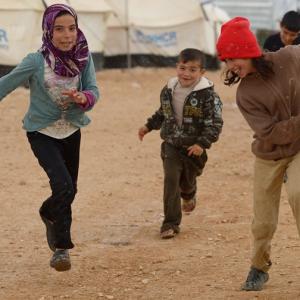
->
[167, 76, 214, 92]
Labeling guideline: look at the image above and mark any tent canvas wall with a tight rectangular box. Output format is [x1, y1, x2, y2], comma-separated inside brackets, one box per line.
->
[0, 0, 44, 66]
[215, 0, 298, 31]
[199, 0, 230, 56]
[0, 0, 112, 76]
[45, 0, 112, 69]
[104, 0, 229, 69]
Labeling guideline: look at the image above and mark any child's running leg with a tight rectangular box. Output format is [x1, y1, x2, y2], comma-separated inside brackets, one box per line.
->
[27, 131, 80, 271]
[160, 143, 183, 237]
[180, 152, 206, 213]
[180, 170, 197, 213]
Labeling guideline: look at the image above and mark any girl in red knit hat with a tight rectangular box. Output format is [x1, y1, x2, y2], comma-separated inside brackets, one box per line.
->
[217, 16, 300, 292]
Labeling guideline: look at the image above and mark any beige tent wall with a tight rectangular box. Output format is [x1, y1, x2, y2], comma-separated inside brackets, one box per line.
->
[0, 0, 44, 65]
[0, 0, 112, 67]
[104, 0, 226, 58]
[45, 0, 112, 53]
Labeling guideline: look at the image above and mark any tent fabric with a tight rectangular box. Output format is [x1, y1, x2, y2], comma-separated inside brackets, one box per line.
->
[106, 0, 204, 27]
[45, 0, 112, 55]
[215, 0, 298, 31]
[0, 0, 112, 66]
[201, 1, 230, 23]
[0, 0, 45, 10]
[105, 21, 214, 56]
[273, 0, 297, 26]
[45, 0, 112, 13]
[0, 10, 43, 65]
[104, 0, 229, 61]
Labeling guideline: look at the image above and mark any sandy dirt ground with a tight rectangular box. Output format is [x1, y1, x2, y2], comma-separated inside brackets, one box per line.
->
[1, 67, 300, 300]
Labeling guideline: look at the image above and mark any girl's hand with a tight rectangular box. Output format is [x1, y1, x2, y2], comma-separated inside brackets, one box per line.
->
[187, 144, 203, 156]
[62, 89, 87, 105]
[138, 126, 149, 141]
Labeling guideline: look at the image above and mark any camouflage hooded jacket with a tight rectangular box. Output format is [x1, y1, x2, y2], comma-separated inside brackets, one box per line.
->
[145, 76, 223, 149]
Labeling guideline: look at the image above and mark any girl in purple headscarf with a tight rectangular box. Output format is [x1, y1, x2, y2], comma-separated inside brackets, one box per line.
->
[0, 4, 99, 272]
[41, 3, 89, 77]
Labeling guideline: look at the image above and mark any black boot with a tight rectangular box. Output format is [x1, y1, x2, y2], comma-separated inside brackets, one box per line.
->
[50, 249, 71, 272]
[40, 209, 56, 252]
[241, 267, 269, 291]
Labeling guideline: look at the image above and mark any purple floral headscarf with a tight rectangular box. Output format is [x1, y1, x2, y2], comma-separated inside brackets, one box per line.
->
[40, 4, 89, 77]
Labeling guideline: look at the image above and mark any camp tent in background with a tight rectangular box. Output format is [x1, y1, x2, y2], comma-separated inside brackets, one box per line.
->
[214, 0, 299, 47]
[215, 0, 298, 31]
[45, 0, 112, 70]
[0, 0, 44, 75]
[0, 0, 229, 75]
[0, 0, 112, 77]
[103, 0, 229, 69]
[198, 0, 230, 57]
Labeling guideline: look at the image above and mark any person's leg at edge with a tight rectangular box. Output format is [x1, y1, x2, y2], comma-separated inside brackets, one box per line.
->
[160, 142, 183, 238]
[242, 157, 287, 291]
[285, 151, 300, 236]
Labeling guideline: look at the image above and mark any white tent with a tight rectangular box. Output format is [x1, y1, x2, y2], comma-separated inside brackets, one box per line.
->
[215, 0, 298, 31]
[104, 0, 229, 69]
[0, 0, 44, 66]
[0, 0, 112, 69]
[198, 0, 230, 56]
[273, 0, 297, 28]
[45, 0, 112, 61]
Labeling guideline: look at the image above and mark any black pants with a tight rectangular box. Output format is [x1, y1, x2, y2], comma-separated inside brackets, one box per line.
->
[160, 142, 207, 232]
[27, 130, 81, 249]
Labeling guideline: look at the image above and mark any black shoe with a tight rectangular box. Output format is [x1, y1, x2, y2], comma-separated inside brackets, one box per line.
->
[50, 249, 71, 272]
[40, 211, 56, 252]
[160, 228, 176, 239]
[241, 267, 269, 291]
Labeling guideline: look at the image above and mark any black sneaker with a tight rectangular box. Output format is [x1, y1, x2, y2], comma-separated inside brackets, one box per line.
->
[241, 267, 269, 291]
[50, 249, 71, 272]
[40, 211, 56, 252]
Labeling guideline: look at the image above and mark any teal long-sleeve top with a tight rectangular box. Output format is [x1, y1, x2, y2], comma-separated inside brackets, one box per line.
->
[0, 52, 100, 131]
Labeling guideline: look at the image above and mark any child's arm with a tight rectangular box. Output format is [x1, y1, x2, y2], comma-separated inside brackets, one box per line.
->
[139, 87, 166, 141]
[145, 106, 165, 131]
[138, 107, 164, 141]
[77, 53, 99, 111]
[0, 53, 38, 101]
[196, 89, 223, 149]
[138, 125, 149, 141]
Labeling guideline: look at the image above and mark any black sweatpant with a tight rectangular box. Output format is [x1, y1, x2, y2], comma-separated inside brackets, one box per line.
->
[27, 130, 81, 249]
[160, 142, 207, 232]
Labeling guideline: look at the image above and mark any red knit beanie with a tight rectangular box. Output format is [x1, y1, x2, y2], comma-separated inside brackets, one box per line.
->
[216, 17, 262, 61]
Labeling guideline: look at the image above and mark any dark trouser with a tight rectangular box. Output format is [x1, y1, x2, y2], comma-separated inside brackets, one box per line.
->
[160, 142, 207, 232]
[27, 130, 81, 249]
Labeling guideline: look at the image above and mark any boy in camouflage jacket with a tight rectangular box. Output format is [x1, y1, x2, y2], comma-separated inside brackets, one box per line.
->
[138, 48, 223, 239]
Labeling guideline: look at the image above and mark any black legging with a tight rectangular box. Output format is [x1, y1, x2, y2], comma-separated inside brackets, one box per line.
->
[27, 130, 81, 249]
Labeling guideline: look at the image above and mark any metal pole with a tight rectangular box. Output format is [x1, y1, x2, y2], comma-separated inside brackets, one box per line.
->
[125, 0, 131, 68]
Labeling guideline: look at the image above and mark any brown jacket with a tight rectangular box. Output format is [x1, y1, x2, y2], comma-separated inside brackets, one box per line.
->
[237, 45, 300, 160]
